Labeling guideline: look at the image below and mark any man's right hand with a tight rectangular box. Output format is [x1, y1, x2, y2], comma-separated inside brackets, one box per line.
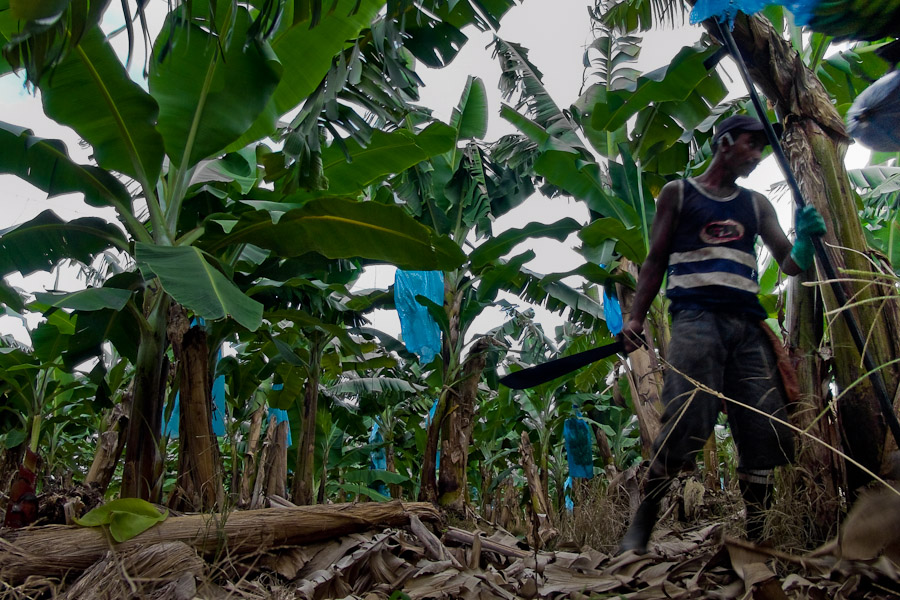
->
[621, 319, 645, 353]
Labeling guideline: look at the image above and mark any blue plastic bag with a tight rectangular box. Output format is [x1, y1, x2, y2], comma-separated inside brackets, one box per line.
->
[426, 398, 440, 470]
[395, 270, 444, 364]
[163, 319, 226, 438]
[369, 423, 390, 498]
[564, 476, 574, 512]
[690, 0, 771, 27]
[268, 399, 292, 447]
[603, 289, 623, 336]
[563, 416, 594, 479]
[599, 264, 622, 336]
[779, 0, 818, 26]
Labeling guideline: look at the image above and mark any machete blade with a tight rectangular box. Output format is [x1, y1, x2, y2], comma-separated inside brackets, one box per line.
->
[499, 340, 625, 390]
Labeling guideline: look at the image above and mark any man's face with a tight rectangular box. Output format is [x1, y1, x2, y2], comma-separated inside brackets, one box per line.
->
[722, 131, 766, 177]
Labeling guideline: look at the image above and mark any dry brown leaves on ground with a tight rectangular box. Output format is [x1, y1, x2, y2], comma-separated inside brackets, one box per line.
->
[2, 487, 900, 599]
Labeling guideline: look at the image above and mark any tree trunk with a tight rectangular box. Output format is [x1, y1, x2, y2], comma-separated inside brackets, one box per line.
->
[251, 415, 286, 508]
[0, 443, 25, 503]
[519, 431, 556, 549]
[616, 265, 664, 457]
[293, 338, 322, 506]
[418, 390, 445, 503]
[238, 405, 265, 508]
[718, 13, 900, 490]
[267, 419, 289, 500]
[592, 421, 614, 468]
[84, 399, 129, 495]
[702, 434, 719, 491]
[121, 296, 169, 501]
[386, 440, 401, 500]
[0, 501, 442, 585]
[437, 337, 492, 514]
[788, 271, 844, 541]
[419, 279, 461, 503]
[168, 325, 224, 512]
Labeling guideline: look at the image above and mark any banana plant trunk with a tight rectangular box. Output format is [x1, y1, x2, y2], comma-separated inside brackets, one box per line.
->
[169, 325, 224, 512]
[419, 277, 461, 503]
[84, 400, 129, 495]
[717, 13, 900, 491]
[788, 272, 844, 540]
[615, 264, 664, 458]
[121, 296, 170, 501]
[438, 337, 492, 514]
[292, 335, 323, 505]
[238, 405, 265, 508]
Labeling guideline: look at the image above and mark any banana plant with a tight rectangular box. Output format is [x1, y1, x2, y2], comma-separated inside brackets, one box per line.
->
[852, 163, 900, 269]
[386, 74, 620, 511]
[0, 0, 483, 501]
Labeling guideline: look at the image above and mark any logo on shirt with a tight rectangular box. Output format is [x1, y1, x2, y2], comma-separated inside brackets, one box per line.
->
[700, 219, 744, 244]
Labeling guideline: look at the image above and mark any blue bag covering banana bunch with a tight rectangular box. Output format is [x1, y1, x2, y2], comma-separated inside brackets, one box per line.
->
[846, 70, 900, 151]
[783, 0, 900, 41]
[778, 1, 900, 150]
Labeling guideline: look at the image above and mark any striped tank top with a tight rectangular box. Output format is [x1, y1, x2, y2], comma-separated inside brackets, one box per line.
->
[666, 179, 766, 318]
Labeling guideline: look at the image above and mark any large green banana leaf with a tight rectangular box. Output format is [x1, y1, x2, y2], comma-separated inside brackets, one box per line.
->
[149, 8, 281, 169]
[534, 150, 639, 226]
[31, 321, 71, 363]
[228, 0, 387, 150]
[509, 266, 606, 323]
[37, 27, 164, 185]
[0, 122, 133, 212]
[322, 123, 455, 195]
[469, 218, 582, 271]
[579, 218, 647, 264]
[8, 0, 69, 21]
[0, 279, 24, 312]
[477, 251, 535, 302]
[135, 244, 264, 331]
[64, 307, 142, 367]
[451, 76, 489, 143]
[590, 43, 722, 133]
[0, 210, 128, 277]
[326, 377, 423, 395]
[209, 198, 466, 271]
[34, 288, 133, 311]
[431, 0, 517, 31]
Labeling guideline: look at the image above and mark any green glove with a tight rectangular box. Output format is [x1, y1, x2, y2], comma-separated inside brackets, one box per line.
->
[790, 206, 827, 270]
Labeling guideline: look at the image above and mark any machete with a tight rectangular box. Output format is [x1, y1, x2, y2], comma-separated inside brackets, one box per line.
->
[500, 340, 625, 390]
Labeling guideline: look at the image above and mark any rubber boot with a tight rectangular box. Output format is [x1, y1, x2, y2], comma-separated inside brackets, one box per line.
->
[618, 476, 671, 554]
[739, 480, 773, 543]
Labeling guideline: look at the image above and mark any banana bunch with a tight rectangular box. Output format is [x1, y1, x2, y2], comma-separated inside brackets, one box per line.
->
[786, 0, 900, 40]
[846, 69, 900, 151]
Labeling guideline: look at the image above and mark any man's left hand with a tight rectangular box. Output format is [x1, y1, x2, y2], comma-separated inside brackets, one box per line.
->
[791, 206, 827, 270]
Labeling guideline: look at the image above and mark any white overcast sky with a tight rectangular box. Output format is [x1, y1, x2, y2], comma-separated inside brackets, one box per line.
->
[0, 0, 870, 344]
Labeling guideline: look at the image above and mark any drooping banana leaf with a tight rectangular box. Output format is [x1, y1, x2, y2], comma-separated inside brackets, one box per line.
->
[0, 210, 128, 278]
[208, 198, 466, 271]
[37, 27, 164, 185]
[135, 244, 264, 331]
[150, 7, 282, 169]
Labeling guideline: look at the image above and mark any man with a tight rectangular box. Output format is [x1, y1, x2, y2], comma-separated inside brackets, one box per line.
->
[617, 115, 827, 554]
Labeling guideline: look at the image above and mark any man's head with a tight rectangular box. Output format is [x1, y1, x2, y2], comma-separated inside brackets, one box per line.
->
[711, 115, 784, 177]
[712, 115, 782, 153]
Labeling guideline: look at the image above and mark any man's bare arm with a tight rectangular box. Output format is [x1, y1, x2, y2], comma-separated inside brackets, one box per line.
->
[620, 181, 681, 353]
[756, 192, 804, 276]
